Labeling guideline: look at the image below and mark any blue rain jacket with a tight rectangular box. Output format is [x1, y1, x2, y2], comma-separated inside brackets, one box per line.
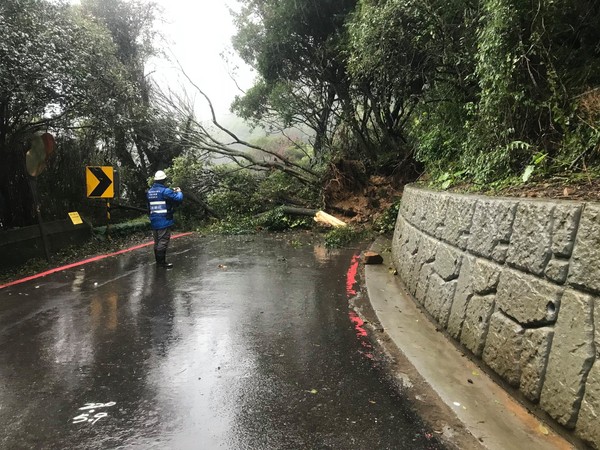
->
[147, 182, 183, 230]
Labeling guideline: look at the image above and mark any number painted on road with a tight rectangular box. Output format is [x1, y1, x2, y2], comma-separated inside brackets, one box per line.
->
[72, 402, 116, 425]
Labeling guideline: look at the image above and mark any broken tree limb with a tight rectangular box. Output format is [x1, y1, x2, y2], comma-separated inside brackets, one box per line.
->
[113, 194, 220, 220]
[314, 211, 347, 228]
[281, 206, 319, 216]
[185, 192, 221, 219]
[111, 203, 148, 213]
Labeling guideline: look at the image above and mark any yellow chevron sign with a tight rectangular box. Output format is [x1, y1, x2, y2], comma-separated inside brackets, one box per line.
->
[86, 166, 114, 198]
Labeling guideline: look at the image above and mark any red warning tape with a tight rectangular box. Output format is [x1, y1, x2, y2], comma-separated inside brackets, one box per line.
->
[0, 232, 194, 290]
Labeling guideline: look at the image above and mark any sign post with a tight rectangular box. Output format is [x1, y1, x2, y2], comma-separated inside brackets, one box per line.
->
[24, 133, 55, 261]
[106, 199, 111, 235]
[27, 177, 51, 260]
[86, 166, 115, 236]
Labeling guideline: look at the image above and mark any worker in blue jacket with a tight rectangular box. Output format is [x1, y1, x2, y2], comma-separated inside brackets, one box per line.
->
[147, 170, 183, 268]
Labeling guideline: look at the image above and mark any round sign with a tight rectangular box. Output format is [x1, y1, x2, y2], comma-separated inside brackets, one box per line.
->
[25, 133, 55, 177]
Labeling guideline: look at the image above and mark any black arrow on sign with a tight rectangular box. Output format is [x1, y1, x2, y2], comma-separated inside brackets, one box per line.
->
[89, 167, 112, 197]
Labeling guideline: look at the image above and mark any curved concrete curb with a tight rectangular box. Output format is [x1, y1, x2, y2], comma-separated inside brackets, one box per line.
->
[364, 238, 576, 450]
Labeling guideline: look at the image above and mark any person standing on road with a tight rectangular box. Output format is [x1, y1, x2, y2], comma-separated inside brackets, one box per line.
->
[147, 170, 183, 268]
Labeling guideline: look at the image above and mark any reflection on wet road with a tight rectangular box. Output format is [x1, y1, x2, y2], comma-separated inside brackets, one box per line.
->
[0, 234, 443, 449]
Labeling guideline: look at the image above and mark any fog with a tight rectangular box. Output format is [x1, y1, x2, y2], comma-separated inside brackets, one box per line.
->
[149, 0, 255, 119]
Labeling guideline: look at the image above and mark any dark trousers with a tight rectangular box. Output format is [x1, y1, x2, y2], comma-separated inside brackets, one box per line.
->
[152, 228, 171, 253]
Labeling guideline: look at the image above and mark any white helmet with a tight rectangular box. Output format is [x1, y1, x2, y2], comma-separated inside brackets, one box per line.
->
[154, 170, 167, 181]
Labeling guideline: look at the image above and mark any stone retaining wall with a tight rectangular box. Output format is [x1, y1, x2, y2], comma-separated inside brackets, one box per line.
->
[392, 185, 600, 448]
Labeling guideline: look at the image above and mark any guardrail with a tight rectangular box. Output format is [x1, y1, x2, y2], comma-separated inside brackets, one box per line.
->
[0, 220, 92, 270]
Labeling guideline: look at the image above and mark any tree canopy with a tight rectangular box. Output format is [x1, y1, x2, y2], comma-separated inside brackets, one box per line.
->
[230, 0, 600, 184]
[0, 0, 129, 149]
[0, 0, 133, 226]
[0, 0, 188, 227]
[231, 0, 357, 160]
[2, 0, 600, 230]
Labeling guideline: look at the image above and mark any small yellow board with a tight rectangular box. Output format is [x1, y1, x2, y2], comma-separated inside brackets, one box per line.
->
[68, 212, 83, 225]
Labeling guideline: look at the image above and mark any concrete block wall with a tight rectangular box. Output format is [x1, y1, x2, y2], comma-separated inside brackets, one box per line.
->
[392, 185, 600, 448]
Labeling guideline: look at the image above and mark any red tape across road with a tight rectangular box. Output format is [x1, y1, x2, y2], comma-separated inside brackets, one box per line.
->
[0, 232, 194, 290]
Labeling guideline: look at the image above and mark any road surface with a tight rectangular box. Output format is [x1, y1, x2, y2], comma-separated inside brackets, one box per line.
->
[0, 233, 443, 449]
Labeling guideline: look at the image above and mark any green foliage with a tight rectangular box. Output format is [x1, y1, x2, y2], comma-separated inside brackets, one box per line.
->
[256, 207, 312, 232]
[347, 0, 432, 95]
[231, 80, 272, 125]
[206, 217, 256, 235]
[324, 226, 367, 248]
[246, 134, 315, 166]
[0, 0, 179, 228]
[258, 170, 319, 205]
[168, 155, 208, 193]
[358, 0, 600, 184]
[206, 208, 311, 235]
[345, 0, 477, 168]
[373, 200, 401, 235]
[162, 156, 321, 234]
[207, 164, 319, 220]
[232, 0, 356, 158]
[80, 0, 175, 204]
[457, 0, 529, 181]
[233, 0, 355, 81]
[433, 169, 467, 190]
[0, 0, 136, 226]
[411, 101, 470, 176]
[207, 167, 262, 219]
[94, 217, 149, 237]
[6, 0, 600, 233]
[521, 151, 547, 183]
[0, 0, 131, 137]
[168, 158, 209, 229]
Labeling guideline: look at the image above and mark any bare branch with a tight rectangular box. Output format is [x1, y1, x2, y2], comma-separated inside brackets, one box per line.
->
[153, 65, 320, 185]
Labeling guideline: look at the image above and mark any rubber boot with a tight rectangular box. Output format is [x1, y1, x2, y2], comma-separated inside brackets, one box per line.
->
[156, 250, 173, 269]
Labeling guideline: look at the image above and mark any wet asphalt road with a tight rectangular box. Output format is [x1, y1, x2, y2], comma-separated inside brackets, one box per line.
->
[0, 233, 443, 449]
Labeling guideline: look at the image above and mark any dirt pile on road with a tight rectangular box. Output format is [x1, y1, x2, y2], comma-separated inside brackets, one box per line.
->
[322, 160, 404, 225]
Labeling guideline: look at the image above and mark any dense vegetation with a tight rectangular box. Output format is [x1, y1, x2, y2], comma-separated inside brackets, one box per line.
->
[1, 0, 599, 234]
[0, 0, 187, 228]
[231, 0, 600, 187]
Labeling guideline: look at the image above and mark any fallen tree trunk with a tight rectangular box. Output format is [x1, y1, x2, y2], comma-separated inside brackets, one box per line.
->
[280, 206, 319, 216]
[259, 206, 348, 227]
[254, 206, 318, 218]
[114, 193, 220, 220]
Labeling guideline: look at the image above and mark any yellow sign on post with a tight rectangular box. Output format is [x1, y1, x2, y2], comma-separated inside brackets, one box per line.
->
[86, 166, 114, 198]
